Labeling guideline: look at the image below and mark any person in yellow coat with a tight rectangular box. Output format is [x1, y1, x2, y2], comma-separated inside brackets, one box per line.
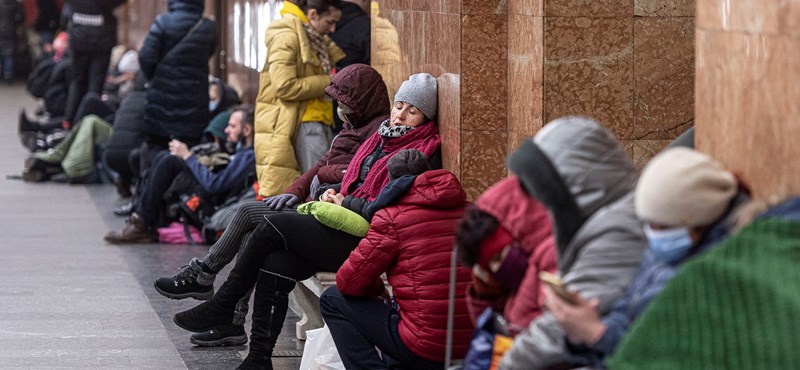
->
[255, 0, 345, 198]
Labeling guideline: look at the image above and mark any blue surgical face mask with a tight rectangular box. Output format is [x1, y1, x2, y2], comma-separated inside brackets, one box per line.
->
[644, 224, 694, 263]
[209, 100, 220, 112]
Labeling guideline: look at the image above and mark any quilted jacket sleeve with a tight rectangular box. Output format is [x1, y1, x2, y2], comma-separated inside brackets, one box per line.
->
[336, 209, 399, 297]
[267, 31, 330, 102]
[138, 17, 164, 80]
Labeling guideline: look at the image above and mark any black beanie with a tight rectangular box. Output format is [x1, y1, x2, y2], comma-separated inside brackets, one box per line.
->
[387, 149, 430, 181]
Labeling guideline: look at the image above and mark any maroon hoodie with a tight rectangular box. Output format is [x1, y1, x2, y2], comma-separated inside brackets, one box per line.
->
[285, 64, 389, 200]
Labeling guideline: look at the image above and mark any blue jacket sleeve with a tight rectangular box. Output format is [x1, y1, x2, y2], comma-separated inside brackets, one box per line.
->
[185, 149, 255, 194]
[564, 291, 632, 367]
[566, 252, 663, 367]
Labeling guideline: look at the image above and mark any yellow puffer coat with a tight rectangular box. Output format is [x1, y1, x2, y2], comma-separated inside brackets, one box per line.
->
[254, 7, 344, 197]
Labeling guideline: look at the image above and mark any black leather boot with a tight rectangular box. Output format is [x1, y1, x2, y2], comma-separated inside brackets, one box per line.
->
[173, 298, 234, 333]
[236, 271, 296, 370]
[18, 109, 39, 133]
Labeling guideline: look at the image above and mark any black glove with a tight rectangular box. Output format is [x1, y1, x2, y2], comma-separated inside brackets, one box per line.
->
[263, 193, 300, 210]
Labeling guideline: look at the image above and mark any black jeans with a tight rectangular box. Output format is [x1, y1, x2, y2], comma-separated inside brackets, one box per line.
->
[64, 49, 111, 122]
[320, 287, 444, 370]
[74, 92, 115, 124]
[134, 151, 194, 228]
[214, 212, 362, 312]
[103, 146, 135, 187]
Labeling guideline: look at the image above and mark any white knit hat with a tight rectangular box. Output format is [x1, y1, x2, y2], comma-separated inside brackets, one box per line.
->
[635, 147, 737, 227]
[394, 73, 438, 120]
[117, 50, 140, 74]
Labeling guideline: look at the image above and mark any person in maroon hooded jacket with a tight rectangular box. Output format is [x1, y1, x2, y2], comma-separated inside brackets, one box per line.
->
[456, 177, 557, 335]
[321, 153, 474, 369]
[153, 64, 388, 347]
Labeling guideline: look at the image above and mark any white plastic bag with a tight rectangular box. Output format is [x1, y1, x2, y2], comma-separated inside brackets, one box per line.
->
[299, 325, 345, 370]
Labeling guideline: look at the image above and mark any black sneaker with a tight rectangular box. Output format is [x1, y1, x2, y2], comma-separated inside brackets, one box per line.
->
[154, 263, 214, 300]
[189, 324, 247, 347]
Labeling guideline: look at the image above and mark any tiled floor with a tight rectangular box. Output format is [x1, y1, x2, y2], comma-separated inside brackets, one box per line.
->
[0, 84, 303, 369]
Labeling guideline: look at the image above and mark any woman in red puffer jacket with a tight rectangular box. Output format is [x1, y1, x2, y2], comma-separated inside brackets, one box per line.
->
[321, 168, 474, 369]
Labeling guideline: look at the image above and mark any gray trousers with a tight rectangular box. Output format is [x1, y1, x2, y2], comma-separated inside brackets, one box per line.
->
[294, 121, 333, 173]
[198, 201, 296, 325]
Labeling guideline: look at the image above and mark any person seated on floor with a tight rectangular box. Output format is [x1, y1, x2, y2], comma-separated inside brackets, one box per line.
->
[171, 73, 442, 369]
[209, 76, 242, 121]
[151, 63, 388, 349]
[497, 117, 647, 370]
[320, 150, 474, 370]
[544, 147, 747, 368]
[104, 106, 257, 244]
[455, 176, 557, 336]
[102, 73, 149, 199]
[112, 79, 241, 214]
[24, 31, 71, 118]
[21, 113, 115, 184]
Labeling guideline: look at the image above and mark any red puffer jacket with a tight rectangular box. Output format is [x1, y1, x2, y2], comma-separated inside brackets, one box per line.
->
[336, 169, 474, 362]
[466, 177, 557, 334]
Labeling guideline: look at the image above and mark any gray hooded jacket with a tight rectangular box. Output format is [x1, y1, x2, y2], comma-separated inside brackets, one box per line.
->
[501, 117, 646, 370]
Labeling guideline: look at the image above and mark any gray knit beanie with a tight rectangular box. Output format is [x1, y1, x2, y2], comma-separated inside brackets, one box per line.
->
[394, 73, 438, 120]
[387, 149, 430, 181]
[636, 147, 737, 227]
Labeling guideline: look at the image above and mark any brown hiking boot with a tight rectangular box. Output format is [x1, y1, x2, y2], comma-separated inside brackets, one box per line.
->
[104, 213, 158, 244]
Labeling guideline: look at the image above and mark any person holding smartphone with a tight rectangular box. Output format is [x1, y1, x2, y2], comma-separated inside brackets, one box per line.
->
[500, 117, 647, 370]
[544, 147, 747, 368]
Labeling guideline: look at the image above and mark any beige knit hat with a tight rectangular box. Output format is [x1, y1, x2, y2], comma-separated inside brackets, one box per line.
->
[635, 147, 737, 227]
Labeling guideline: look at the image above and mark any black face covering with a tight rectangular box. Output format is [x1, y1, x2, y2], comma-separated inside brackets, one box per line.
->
[508, 140, 584, 256]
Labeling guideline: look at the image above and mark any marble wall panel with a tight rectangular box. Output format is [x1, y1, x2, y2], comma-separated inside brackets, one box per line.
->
[510, 0, 543, 16]
[545, 17, 633, 60]
[508, 130, 532, 158]
[442, 1, 462, 15]
[379, 0, 404, 11]
[697, 0, 800, 36]
[441, 126, 462, 179]
[634, 17, 695, 140]
[635, 0, 694, 17]
[409, 0, 461, 13]
[463, 0, 508, 15]
[424, 13, 462, 75]
[461, 130, 509, 200]
[508, 15, 543, 134]
[631, 140, 671, 168]
[696, 28, 800, 198]
[545, 0, 632, 17]
[438, 73, 462, 178]
[544, 17, 634, 138]
[461, 14, 508, 131]
[619, 140, 636, 161]
[412, 0, 442, 13]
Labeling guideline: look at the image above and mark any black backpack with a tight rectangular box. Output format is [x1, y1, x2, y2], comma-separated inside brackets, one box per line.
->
[26, 58, 56, 98]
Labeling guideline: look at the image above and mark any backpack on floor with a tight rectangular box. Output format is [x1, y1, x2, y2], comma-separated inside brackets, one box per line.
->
[157, 220, 203, 245]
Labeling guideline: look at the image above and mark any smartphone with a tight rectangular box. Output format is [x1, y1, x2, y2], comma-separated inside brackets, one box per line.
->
[539, 271, 579, 305]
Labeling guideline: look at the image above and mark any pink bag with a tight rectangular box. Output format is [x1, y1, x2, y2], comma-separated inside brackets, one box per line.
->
[157, 221, 203, 245]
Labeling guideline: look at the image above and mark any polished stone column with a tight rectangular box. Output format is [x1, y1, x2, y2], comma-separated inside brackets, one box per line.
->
[695, 0, 800, 199]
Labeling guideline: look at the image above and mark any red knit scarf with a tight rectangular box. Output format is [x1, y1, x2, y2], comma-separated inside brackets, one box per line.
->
[341, 121, 441, 200]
